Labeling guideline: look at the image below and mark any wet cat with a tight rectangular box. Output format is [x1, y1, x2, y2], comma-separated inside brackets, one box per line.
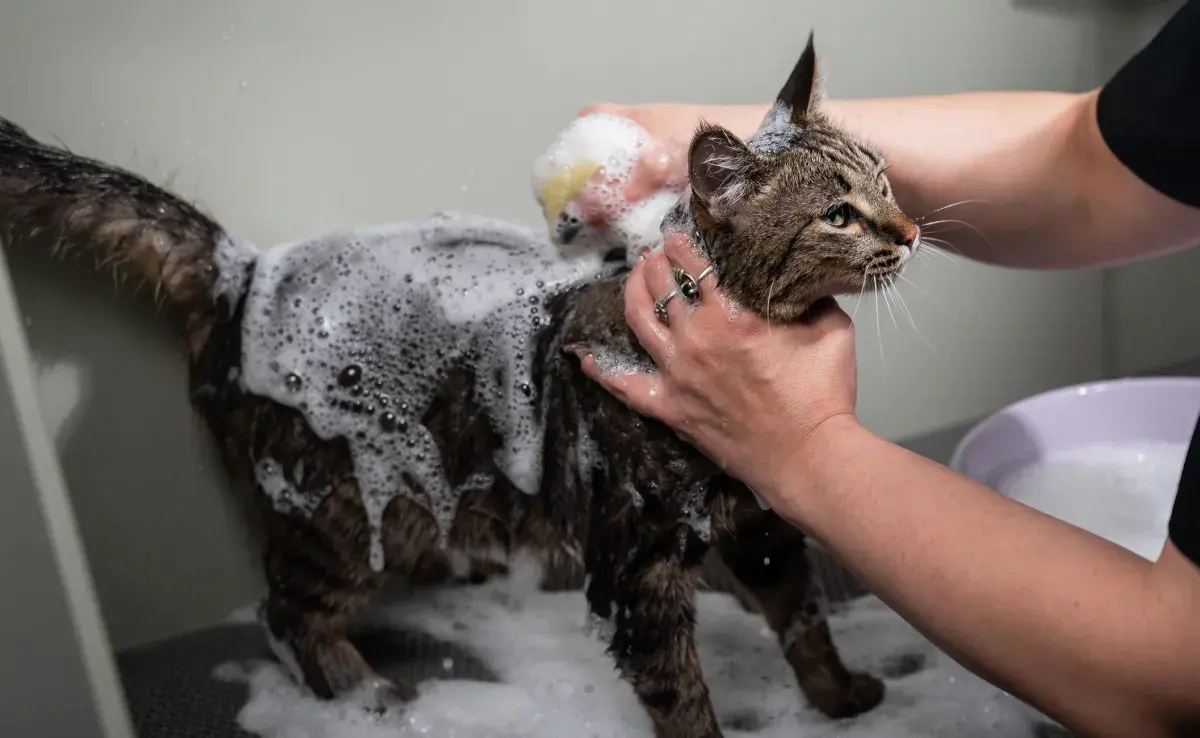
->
[0, 34, 918, 738]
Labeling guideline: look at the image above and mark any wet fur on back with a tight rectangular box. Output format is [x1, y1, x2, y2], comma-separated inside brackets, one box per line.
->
[0, 34, 917, 738]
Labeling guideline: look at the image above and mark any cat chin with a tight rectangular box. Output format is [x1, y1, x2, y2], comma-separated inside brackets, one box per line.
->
[855, 270, 902, 292]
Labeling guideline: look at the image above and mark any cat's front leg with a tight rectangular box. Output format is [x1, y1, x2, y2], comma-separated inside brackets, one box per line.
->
[712, 497, 884, 720]
[600, 540, 723, 738]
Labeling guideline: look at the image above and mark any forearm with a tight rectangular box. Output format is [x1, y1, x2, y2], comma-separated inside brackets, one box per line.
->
[767, 416, 1200, 736]
[820, 92, 1090, 267]
[633, 90, 1200, 268]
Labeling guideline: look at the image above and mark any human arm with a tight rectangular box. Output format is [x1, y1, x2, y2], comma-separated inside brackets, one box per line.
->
[581, 238, 1200, 736]
[582, 89, 1200, 270]
[789, 414, 1200, 738]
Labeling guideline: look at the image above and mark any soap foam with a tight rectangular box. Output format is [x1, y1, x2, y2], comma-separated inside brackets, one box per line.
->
[998, 441, 1184, 562]
[532, 113, 673, 262]
[239, 213, 617, 570]
[217, 563, 1040, 738]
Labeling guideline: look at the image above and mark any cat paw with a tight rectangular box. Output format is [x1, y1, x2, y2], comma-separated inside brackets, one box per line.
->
[809, 671, 885, 720]
[362, 679, 418, 718]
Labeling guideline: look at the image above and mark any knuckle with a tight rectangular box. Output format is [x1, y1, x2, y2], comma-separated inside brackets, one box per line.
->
[657, 403, 685, 428]
[664, 233, 702, 267]
[647, 247, 671, 272]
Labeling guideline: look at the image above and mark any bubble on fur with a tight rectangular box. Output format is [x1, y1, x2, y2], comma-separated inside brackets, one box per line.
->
[240, 213, 618, 570]
[255, 456, 325, 518]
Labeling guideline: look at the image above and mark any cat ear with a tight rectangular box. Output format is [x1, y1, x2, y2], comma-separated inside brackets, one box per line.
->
[688, 124, 761, 218]
[777, 31, 820, 124]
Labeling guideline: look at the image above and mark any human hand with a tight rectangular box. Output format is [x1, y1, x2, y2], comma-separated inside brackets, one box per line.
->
[576, 232, 860, 503]
[572, 103, 695, 214]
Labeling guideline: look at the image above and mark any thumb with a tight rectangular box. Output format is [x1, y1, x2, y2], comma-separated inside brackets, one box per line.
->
[803, 296, 852, 330]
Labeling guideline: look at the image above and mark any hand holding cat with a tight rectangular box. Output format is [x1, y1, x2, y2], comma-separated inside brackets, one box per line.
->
[578, 232, 860, 501]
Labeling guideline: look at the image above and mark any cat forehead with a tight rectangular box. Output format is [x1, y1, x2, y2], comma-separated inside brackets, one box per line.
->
[765, 151, 886, 194]
[765, 137, 886, 182]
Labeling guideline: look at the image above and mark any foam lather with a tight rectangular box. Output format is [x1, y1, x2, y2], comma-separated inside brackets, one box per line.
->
[240, 213, 616, 570]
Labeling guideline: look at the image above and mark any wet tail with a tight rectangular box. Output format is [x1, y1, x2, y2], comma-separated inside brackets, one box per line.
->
[0, 116, 254, 348]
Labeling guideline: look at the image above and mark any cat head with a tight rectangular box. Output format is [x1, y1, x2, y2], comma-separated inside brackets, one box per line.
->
[686, 34, 920, 322]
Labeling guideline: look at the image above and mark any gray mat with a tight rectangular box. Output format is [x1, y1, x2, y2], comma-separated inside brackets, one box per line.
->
[115, 617, 1071, 738]
[117, 623, 497, 738]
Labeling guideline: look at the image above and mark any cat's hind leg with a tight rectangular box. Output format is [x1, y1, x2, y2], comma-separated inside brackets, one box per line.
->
[260, 480, 418, 713]
[712, 495, 884, 720]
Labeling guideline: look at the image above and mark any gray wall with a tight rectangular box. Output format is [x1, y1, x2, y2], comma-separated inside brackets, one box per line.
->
[0, 0, 1194, 650]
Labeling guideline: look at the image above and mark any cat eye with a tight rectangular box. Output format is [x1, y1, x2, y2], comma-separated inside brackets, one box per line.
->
[823, 203, 856, 227]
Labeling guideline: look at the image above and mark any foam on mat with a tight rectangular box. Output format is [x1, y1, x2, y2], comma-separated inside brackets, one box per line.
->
[216, 559, 1039, 738]
[999, 441, 1185, 562]
[215, 439, 1195, 735]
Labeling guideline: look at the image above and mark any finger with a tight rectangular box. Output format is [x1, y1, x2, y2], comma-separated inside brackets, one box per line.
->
[644, 248, 689, 325]
[578, 353, 671, 419]
[662, 231, 711, 278]
[626, 141, 688, 203]
[660, 231, 744, 336]
[663, 231, 729, 317]
[623, 259, 672, 363]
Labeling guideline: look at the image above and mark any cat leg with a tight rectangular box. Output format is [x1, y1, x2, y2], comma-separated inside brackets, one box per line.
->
[715, 511, 884, 720]
[601, 547, 723, 738]
[260, 483, 418, 712]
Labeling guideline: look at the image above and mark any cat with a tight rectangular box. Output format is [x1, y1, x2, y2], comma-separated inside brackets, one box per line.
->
[0, 33, 918, 738]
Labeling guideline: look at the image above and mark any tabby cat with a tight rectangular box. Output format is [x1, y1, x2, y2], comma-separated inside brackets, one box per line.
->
[0, 34, 918, 738]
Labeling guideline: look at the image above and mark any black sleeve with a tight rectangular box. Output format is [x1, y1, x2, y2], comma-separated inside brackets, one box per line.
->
[1175, 418, 1200, 566]
[1096, 0, 1200, 567]
[1096, 0, 1200, 208]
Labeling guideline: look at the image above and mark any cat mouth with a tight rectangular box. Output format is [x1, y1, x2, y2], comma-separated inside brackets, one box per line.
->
[859, 244, 915, 285]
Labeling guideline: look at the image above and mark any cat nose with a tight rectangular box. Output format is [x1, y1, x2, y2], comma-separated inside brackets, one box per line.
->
[897, 224, 920, 250]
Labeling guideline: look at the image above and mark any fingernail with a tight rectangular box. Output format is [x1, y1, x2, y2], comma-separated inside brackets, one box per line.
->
[578, 354, 598, 379]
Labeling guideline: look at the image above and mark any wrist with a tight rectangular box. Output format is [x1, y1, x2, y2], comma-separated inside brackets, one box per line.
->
[758, 413, 867, 524]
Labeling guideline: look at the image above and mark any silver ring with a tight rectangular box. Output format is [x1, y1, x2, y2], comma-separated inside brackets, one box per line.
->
[653, 289, 678, 325]
[673, 265, 718, 302]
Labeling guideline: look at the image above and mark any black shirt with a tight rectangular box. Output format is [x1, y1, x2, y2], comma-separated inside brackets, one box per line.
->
[1096, 0, 1200, 566]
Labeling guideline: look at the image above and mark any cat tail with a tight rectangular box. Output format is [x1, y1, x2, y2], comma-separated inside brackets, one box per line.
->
[0, 115, 255, 350]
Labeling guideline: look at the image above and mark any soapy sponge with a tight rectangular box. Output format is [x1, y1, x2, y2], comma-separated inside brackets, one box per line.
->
[531, 113, 679, 262]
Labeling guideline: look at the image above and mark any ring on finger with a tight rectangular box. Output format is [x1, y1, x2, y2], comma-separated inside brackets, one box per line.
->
[653, 289, 679, 326]
[672, 265, 718, 302]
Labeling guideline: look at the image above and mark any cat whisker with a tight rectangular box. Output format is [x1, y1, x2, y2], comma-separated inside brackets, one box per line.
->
[890, 280, 937, 353]
[919, 218, 993, 251]
[873, 276, 886, 366]
[880, 276, 900, 332]
[851, 267, 869, 321]
[897, 273, 954, 320]
[916, 198, 991, 222]
[921, 236, 965, 260]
